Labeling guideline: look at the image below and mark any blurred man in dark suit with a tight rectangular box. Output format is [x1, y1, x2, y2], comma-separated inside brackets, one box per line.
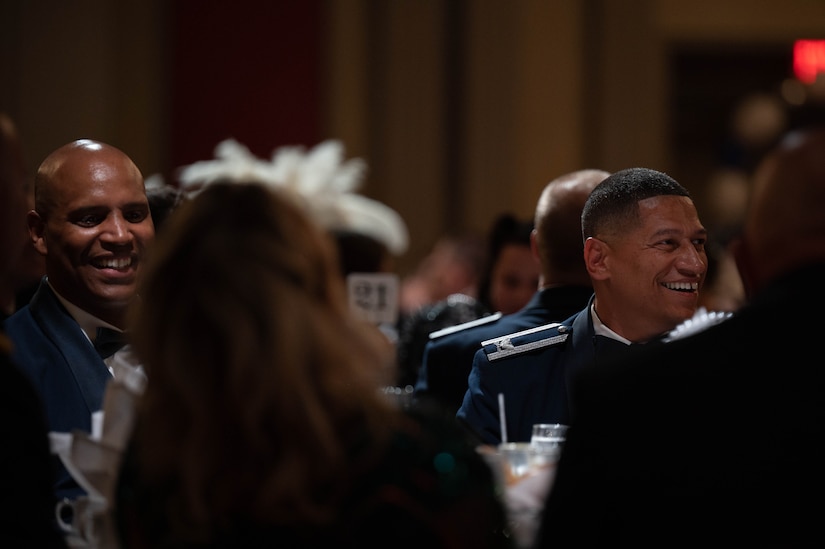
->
[0, 112, 67, 546]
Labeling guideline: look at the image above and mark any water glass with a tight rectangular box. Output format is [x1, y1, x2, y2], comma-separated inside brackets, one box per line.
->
[497, 442, 534, 485]
[530, 423, 568, 452]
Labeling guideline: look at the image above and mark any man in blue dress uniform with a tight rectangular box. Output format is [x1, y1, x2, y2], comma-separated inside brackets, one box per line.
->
[413, 169, 608, 414]
[458, 167, 708, 444]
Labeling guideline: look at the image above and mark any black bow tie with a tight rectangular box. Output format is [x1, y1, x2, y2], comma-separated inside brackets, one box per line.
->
[95, 327, 127, 359]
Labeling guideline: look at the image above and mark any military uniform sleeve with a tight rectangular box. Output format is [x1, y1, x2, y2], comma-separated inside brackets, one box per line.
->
[456, 345, 504, 445]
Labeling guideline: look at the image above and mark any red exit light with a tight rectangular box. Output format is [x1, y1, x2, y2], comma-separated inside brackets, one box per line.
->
[794, 40, 825, 84]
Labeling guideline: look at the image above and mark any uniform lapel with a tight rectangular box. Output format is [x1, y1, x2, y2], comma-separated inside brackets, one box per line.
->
[29, 283, 113, 414]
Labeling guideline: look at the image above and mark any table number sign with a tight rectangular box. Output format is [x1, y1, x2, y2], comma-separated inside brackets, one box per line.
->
[347, 273, 400, 325]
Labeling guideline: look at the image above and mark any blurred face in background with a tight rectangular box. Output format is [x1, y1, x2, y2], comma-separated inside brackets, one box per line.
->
[487, 242, 540, 315]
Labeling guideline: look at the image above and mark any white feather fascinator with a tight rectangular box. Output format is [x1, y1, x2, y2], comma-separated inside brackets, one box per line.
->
[176, 138, 409, 256]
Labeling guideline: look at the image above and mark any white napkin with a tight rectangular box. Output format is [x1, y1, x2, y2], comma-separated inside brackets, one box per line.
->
[49, 369, 145, 503]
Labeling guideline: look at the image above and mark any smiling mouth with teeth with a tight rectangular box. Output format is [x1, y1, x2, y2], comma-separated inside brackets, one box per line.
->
[663, 282, 698, 292]
[94, 258, 133, 269]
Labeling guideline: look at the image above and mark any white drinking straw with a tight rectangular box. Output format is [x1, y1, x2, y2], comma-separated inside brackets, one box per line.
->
[498, 392, 508, 444]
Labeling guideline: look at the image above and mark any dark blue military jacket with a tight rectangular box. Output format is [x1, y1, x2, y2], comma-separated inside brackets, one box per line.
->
[457, 294, 675, 445]
[413, 286, 593, 414]
[457, 295, 647, 445]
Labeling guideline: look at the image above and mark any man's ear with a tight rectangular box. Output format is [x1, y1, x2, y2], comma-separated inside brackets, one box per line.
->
[584, 237, 609, 281]
[530, 229, 540, 262]
[27, 210, 47, 256]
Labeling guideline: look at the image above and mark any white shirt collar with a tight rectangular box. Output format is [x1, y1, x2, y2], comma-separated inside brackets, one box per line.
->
[590, 303, 631, 345]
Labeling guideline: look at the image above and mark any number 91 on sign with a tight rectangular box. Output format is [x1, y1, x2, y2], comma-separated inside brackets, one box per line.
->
[346, 273, 400, 325]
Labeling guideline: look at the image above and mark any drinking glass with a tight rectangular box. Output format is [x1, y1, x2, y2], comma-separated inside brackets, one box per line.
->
[530, 423, 568, 451]
[497, 442, 534, 485]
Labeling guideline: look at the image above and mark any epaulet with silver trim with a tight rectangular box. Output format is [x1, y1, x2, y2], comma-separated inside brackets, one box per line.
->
[482, 322, 568, 362]
[428, 312, 504, 340]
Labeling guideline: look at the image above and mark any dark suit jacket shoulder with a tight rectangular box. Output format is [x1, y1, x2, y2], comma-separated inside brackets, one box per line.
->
[3, 279, 112, 500]
[5, 280, 112, 432]
[537, 265, 825, 547]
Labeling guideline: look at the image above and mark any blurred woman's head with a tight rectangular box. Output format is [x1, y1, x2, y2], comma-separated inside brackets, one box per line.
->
[478, 213, 539, 314]
[128, 180, 398, 529]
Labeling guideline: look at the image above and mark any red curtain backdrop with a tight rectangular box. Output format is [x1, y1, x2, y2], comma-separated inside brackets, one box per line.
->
[168, 0, 323, 178]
